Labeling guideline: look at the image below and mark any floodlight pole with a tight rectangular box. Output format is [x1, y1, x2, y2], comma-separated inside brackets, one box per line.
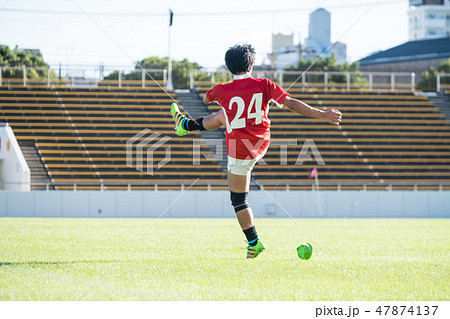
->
[167, 9, 174, 91]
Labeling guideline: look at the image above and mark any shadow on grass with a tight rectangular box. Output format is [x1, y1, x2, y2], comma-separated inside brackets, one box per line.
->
[0, 260, 133, 267]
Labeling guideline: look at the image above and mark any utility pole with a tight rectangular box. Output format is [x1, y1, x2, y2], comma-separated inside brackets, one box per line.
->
[167, 9, 174, 91]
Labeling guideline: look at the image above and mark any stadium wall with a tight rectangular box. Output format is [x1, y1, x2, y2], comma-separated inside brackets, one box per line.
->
[0, 191, 448, 218]
[0, 124, 30, 191]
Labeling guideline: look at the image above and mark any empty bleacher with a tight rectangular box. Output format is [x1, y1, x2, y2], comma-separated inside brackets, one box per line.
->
[195, 82, 450, 190]
[441, 83, 450, 96]
[0, 84, 226, 190]
[2, 77, 450, 191]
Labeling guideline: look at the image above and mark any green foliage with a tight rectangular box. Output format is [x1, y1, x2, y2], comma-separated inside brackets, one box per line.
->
[0, 44, 55, 79]
[104, 56, 206, 89]
[171, 58, 203, 89]
[283, 55, 363, 85]
[418, 68, 437, 92]
[285, 55, 360, 72]
[417, 58, 450, 92]
[212, 69, 233, 83]
[139, 56, 168, 81]
[191, 68, 233, 85]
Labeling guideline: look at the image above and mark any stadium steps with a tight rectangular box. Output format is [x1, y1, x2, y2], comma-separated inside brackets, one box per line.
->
[194, 82, 450, 188]
[4, 84, 450, 190]
[176, 91, 228, 172]
[429, 94, 450, 123]
[0, 86, 228, 189]
[18, 143, 52, 190]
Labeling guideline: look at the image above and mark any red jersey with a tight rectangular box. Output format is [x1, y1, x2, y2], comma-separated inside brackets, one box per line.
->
[206, 74, 289, 160]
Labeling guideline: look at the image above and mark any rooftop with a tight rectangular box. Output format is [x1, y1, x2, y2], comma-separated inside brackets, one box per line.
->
[359, 37, 450, 65]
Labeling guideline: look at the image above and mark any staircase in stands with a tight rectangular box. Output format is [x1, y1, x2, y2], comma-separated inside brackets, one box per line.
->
[429, 94, 450, 123]
[175, 91, 228, 172]
[19, 143, 52, 190]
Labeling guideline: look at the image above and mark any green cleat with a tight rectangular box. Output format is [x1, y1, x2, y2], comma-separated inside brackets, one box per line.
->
[247, 240, 266, 259]
[170, 103, 188, 136]
[297, 243, 313, 260]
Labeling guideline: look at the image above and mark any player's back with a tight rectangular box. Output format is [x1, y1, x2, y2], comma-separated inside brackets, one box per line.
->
[206, 75, 288, 159]
[214, 76, 277, 133]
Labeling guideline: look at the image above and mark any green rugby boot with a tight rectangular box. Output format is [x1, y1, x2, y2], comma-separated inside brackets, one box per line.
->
[297, 243, 313, 260]
[170, 103, 188, 136]
[247, 240, 266, 259]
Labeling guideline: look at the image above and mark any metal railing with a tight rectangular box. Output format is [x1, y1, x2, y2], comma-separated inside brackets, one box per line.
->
[0, 65, 449, 92]
[437, 72, 450, 93]
[0, 65, 422, 91]
[1, 181, 449, 192]
[192, 70, 417, 91]
[0, 65, 167, 88]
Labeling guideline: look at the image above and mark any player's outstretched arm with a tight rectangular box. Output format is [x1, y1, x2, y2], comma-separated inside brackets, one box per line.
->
[203, 93, 211, 105]
[282, 96, 342, 125]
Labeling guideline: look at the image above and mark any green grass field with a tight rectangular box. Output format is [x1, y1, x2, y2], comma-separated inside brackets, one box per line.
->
[0, 218, 448, 301]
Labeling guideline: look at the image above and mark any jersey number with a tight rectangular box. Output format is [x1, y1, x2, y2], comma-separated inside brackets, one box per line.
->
[228, 93, 263, 129]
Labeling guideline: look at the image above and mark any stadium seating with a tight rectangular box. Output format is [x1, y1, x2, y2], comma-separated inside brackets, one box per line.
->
[2, 79, 450, 191]
[0, 84, 226, 190]
[441, 84, 450, 95]
[196, 82, 450, 191]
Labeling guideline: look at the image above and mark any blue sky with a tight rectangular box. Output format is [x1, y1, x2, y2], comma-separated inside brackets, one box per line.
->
[0, 0, 409, 69]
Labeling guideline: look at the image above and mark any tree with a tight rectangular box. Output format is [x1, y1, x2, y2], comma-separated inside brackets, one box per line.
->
[417, 58, 450, 92]
[283, 55, 363, 85]
[104, 56, 209, 89]
[285, 55, 360, 72]
[0, 45, 54, 79]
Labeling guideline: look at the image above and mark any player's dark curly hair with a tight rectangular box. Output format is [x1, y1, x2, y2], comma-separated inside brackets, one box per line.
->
[225, 44, 256, 75]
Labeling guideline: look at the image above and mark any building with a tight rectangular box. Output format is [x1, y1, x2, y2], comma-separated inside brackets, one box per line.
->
[304, 8, 347, 65]
[268, 33, 300, 70]
[268, 8, 347, 70]
[358, 37, 450, 81]
[330, 42, 347, 63]
[305, 8, 330, 55]
[409, 0, 450, 40]
[272, 33, 295, 54]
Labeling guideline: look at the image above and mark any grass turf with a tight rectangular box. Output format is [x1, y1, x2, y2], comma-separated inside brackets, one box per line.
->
[0, 218, 448, 301]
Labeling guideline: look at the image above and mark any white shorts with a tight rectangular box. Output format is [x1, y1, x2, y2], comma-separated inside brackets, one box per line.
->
[227, 148, 268, 176]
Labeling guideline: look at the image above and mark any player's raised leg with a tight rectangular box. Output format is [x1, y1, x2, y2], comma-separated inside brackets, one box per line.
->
[202, 110, 226, 130]
[228, 171, 265, 259]
[170, 103, 224, 136]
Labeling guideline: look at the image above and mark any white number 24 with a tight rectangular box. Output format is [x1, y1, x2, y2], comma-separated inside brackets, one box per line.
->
[228, 93, 264, 129]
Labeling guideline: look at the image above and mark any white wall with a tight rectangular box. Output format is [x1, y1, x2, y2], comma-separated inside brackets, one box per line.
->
[0, 124, 30, 191]
[0, 190, 449, 218]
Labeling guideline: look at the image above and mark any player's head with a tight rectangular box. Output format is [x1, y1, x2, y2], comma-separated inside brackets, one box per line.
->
[225, 44, 255, 75]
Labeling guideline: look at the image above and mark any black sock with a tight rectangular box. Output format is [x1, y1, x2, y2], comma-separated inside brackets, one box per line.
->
[243, 225, 258, 246]
[182, 117, 205, 131]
